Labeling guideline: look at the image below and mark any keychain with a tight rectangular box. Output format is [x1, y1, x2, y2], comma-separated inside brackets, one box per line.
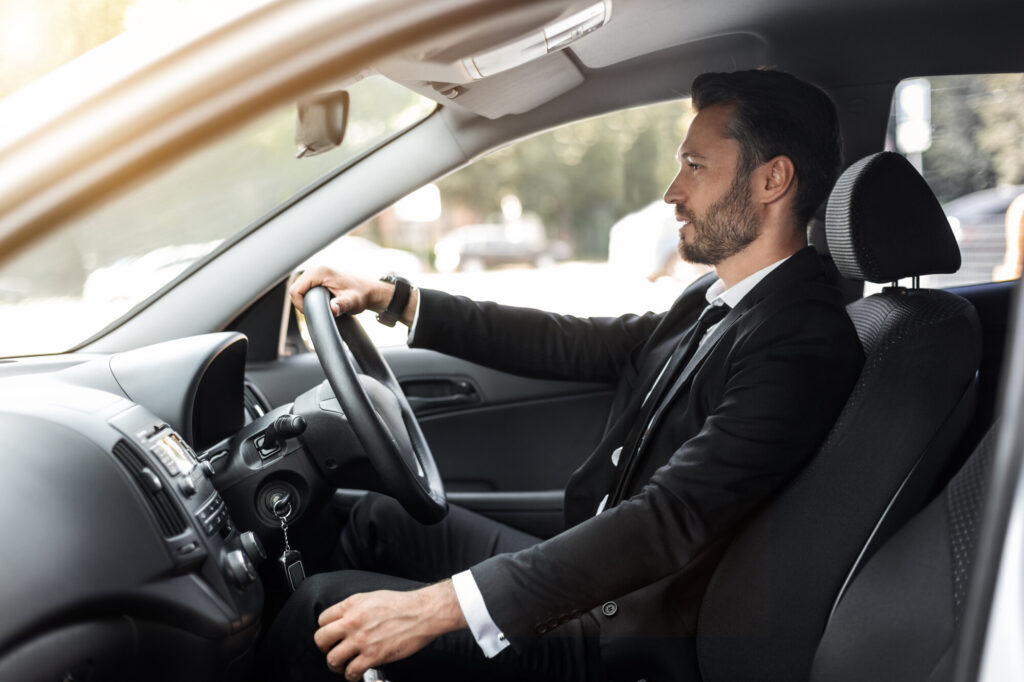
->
[273, 495, 306, 592]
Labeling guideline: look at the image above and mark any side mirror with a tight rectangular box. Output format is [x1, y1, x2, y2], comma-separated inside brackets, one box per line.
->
[295, 91, 349, 158]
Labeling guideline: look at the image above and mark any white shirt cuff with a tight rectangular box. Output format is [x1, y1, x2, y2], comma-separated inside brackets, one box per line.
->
[451, 570, 510, 657]
[406, 289, 422, 345]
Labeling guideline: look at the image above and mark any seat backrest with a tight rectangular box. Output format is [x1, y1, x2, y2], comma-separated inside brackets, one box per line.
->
[809, 422, 998, 682]
[696, 152, 982, 682]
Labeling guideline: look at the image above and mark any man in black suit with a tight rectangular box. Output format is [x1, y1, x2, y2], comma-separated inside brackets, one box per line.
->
[269, 70, 863, 681]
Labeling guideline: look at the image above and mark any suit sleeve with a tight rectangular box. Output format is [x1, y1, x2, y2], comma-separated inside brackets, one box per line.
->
[408, 289, 663, 383]
[467, 299, 863, 646]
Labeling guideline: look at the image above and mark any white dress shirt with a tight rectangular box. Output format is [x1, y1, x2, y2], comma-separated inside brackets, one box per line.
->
[408, 255, 790, 656]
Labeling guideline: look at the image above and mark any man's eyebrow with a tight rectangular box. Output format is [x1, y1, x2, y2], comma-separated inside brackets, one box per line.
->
[677, 150, 707, 162]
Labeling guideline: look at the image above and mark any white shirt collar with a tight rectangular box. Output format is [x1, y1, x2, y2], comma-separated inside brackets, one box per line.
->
[705, 255, 792, 309]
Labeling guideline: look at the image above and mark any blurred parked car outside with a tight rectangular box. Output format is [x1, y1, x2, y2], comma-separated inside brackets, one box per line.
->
[941, 185, 1024, 285]
[434, 216, 569, 272]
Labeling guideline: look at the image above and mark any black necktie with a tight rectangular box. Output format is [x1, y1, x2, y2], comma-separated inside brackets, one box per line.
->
[642, 302, 730, 415]
[606, 302, 731, 508]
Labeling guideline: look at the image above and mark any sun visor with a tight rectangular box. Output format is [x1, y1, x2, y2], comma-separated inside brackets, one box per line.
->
[382, 51, 584, 120]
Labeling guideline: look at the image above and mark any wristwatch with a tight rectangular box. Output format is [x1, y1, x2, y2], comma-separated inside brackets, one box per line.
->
[377, 273, 413, 327]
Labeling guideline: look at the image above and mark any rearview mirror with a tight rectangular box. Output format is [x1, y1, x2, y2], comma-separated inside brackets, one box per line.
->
[295, 90, 349, 158]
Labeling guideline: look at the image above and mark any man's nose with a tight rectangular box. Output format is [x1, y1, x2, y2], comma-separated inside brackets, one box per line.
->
[664, 172, 685, 205]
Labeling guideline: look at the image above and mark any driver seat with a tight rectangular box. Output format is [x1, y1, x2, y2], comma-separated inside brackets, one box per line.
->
[695, 152, 982, 681]
[809, 420, 999, 681]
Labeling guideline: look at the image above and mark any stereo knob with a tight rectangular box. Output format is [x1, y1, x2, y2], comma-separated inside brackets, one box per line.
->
[239, 531, 267, 566]
[178, 476, 197, 497]
[224, 550, 257, 588]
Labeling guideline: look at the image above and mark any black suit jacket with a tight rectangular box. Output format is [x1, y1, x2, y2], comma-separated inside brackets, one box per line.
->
[411, 246, 862, 654]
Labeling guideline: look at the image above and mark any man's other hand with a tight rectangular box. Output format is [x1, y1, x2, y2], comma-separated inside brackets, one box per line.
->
[288, 266, 390, 317]
[313, 580, 468, 680]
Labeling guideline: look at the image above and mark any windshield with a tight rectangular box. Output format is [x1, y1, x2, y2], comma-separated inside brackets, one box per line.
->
[0, 75, 435, 357]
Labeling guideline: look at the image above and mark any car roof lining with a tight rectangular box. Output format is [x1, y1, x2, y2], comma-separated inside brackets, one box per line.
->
[376, 0, 1024, 119]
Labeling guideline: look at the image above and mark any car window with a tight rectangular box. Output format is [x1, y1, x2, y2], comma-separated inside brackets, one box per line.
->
[302, 99, 706, 348]
[885, 73, 1024, 288]
[0, 75, 435, 358]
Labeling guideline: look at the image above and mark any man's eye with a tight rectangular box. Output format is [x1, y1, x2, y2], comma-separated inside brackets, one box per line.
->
[688, 163, 701, 171]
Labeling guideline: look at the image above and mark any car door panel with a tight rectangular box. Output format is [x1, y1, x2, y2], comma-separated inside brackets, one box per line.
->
[248, 346, 613, 534]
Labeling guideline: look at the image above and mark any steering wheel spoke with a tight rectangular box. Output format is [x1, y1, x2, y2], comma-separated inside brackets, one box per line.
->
[303, 286, 447, 524]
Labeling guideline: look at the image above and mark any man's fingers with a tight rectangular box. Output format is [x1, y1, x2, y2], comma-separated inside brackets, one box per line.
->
[287, 266, 373, 317]
[344, 653, 378, 682]
[288, 268, 327, 313]
[331, 291, 364, 316]
[287, 274, 310, 312]
[313, 617, 348, 652]
[325, 638, 362, 675]
[318, 596, 353, 627]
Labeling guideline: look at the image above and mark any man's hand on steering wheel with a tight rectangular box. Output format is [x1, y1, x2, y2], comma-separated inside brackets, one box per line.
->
[289, 265, 417, 324]
[293, 266, 446, 524]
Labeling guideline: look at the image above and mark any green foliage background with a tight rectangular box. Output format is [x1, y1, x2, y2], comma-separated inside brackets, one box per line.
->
[914, 74, 1024, 202]
[437, 102, 691, 258]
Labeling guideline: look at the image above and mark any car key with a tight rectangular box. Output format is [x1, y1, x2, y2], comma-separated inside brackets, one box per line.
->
[273, 498, 306, 592]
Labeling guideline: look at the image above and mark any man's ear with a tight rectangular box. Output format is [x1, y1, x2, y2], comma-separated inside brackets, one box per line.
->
[755, 155, 797, 207]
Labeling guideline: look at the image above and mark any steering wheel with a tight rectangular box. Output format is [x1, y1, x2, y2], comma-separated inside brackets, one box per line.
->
[302, 286, 447, 524]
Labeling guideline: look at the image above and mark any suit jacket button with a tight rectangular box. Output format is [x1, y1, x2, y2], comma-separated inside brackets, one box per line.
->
[601, 601, 618, 617]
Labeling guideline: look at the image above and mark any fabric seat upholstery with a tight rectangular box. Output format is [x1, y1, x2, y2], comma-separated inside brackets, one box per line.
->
[695, 152, 982, 681]
[809, 422, 998, 682]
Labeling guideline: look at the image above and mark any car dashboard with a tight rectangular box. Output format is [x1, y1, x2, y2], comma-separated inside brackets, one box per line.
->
[0, 333, 268, 681]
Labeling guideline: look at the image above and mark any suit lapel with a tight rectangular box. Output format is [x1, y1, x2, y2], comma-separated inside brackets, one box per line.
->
[637, 249, 825, 449]
[638, 304, 746, 447]
[608, 247, 827, 505]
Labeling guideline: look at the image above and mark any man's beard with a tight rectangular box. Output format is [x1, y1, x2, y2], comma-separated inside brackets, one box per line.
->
[678, 172, 760, 266]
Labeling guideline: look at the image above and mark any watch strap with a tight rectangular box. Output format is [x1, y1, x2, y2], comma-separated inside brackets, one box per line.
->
[377, 274, 412, 327]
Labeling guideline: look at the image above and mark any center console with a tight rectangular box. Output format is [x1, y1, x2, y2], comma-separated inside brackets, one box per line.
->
[108, 405, 265, 629]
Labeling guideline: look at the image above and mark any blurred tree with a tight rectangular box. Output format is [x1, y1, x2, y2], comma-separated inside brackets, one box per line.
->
[976, 73, 1024, 186]
[913, 74, 1024, 203]
[437, 100, 692, 259]
[919, 75, 997, 202]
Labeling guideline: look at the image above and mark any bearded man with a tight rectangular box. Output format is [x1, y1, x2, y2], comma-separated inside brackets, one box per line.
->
[266, 69, 864, 682]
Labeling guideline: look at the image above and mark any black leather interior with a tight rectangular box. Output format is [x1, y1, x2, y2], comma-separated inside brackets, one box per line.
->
[695, 154, 981, 681]
[810, 422, 998, 682]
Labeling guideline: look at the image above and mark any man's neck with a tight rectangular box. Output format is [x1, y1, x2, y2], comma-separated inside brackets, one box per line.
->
[714, 233, 806, 289]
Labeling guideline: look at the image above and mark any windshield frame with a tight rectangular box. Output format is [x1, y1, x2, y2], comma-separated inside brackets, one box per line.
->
[1, 102, 441, 360]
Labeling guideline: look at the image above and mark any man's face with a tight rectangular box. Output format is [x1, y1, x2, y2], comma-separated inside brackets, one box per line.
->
[663, 104, 760, 266]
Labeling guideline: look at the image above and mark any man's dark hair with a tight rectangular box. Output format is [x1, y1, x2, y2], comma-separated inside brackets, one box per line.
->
[690, 69, 842, 227]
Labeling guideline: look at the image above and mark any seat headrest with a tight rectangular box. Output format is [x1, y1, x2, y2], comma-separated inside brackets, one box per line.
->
[825, 152, 960, 283]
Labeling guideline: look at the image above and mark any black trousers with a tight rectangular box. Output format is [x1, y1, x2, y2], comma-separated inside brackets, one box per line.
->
[261, 493, 599, 682]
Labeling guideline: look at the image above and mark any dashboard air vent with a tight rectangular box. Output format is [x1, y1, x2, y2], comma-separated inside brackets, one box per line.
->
[111, 440, 188, 537]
